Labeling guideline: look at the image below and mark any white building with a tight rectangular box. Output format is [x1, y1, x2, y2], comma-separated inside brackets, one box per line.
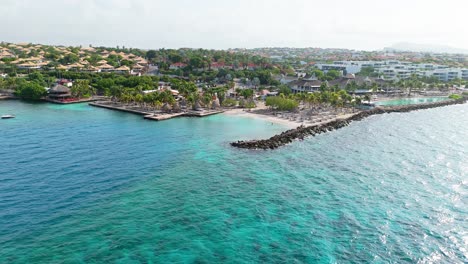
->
[318, 60, 468, 82]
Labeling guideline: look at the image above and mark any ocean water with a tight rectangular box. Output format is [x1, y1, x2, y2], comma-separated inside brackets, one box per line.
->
[0, 100, 467, 263]
[375, 97, 449, 106]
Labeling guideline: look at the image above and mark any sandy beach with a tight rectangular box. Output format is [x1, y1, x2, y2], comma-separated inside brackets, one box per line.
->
[224, 101, 360, 129]
[223, 108, 300, 128]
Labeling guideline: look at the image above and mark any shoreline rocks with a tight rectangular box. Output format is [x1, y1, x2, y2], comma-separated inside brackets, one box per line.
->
[231, 97, 468, 150]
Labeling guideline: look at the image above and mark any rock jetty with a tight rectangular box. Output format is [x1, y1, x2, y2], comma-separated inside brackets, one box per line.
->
[231, 97, 467, 150]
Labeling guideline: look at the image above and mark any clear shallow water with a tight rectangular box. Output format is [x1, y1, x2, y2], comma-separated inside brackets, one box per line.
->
[375, 97, 449, 106]
[0, 101, 467, 263]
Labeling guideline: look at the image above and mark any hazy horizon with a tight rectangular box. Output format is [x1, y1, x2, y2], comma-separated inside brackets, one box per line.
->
[1, 0, 467, 51]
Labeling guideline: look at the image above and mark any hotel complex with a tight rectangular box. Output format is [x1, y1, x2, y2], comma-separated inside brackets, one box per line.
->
[316, 61, 468, 82]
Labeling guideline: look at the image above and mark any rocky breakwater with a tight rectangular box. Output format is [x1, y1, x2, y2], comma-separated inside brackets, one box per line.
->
[231, 97, 467, 150]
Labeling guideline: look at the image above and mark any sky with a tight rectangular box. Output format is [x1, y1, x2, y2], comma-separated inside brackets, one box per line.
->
[0, 0, 467, 51]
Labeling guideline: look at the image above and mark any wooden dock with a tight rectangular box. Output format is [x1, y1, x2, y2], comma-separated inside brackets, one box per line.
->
[0, 96, 17, 100]
[89, 102, 151, 115]
[144, 112, 185, 121]
[45, 98, 99, 104]
[185, 110, 225, 117]
[90, 102, 224, 121]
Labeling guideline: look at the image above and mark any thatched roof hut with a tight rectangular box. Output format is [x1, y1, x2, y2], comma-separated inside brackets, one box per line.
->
[173, 102, 181, 112]
[193, 101, 202, 110]
[212, 98, 220, 109]
[162, 103, 172, 112]
[49, 84, 70, 94]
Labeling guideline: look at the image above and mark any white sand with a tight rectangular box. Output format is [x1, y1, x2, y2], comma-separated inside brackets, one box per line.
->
[224, 107, 360, 130]
[223, 108, 300, 129]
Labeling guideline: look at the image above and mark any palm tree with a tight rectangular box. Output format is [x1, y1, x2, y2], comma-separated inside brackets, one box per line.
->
[110, 85, 123, 103]
[134, 93, 143, 108]
[187, 91, 201, 110]
[202, 93, 212, 108]
[363, 94, 371, 103]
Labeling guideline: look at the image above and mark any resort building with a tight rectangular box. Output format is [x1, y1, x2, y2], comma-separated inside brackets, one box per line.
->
[131, 64, 145, 75]
[48, 84, 72, 101]
[288, 74, 386, 93]
[98, 64, 115, 72]
[316, 60, 468, 82]
[0, 50, 16, 59]
[112, 65, 130, 74]
[17, 62, 40, 70]
[289, 80, 322, 93]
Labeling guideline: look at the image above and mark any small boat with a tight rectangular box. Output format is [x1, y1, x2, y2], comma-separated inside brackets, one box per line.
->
[1, 115, 15, 119]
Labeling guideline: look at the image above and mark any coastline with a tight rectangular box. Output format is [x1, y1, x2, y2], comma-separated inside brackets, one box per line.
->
[223, 108, 299, 128]
[231, 97, 468, 150]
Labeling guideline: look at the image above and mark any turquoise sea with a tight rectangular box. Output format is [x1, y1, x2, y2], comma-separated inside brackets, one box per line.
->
[0, 100, 467, 263]
[375, 97, 449, 106]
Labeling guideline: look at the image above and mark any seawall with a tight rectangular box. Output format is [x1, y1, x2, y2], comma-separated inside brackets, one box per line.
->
[231, 97, 468, 150]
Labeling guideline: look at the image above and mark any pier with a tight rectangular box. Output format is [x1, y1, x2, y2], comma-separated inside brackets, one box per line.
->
[45, 98, 100, 104]
[89, 101, 224, 121]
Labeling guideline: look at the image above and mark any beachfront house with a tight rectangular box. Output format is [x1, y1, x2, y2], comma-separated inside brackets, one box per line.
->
[289, 80, 322, 93]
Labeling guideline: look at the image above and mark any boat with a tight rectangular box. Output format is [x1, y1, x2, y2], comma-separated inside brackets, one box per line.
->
[1, 115, 15, 119]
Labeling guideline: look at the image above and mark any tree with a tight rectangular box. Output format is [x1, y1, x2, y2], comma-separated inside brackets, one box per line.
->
[109, 85, 123, 102]
[265, 96, 298, 111]
[252, 77, 260, 88]
[359, 67, 375, 77]
[312, 69, 325, 80]
[240, 88, 254, 99]
[15, 82, 47, 100]
[319, 82, 329, 92]
[27, 72, 46, 87]
[146, 50, 157, 61]
[325, 70, 340, 80]
[59, 53, 79, 64]
[363, 94, 371, 103]
[71, 80, 94, 99]
[278, 84, 292, 96]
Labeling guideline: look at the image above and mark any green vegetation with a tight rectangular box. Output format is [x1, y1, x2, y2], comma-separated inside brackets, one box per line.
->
[71, 80, 95, 99]
[357, 67, 379, 77]
[244, 101, 256, 109]
[14, 81, 47, 100]
[266, 97, 299, 111]
[221, 98, 237, 107]
[278, 85, 292, 95]
[448, 94, 462, 100]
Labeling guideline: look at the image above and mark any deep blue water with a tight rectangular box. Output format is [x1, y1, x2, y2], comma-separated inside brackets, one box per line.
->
[0, 100, 467, 263]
